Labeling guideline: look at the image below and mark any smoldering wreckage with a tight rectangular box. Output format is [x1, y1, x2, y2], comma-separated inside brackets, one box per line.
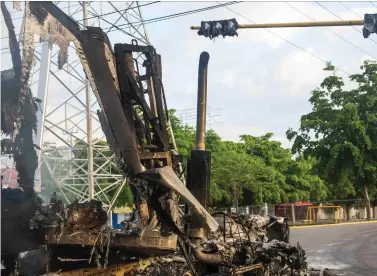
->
[1, 2, 336, 276]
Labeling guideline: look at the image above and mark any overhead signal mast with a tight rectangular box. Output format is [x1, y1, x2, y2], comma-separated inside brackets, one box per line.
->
[190, 14, 377, 39]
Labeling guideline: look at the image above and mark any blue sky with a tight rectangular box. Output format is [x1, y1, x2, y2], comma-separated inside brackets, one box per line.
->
[1, 1, 377, 149]
[139, 1, 377, 148]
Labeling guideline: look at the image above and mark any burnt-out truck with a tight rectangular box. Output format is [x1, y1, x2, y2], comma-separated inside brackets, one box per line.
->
[1, 2, 334, 275]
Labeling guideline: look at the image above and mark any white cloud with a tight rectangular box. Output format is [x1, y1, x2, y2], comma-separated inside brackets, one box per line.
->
[3, 1, 375, 155]
[222, 70, 237, 87]
[239, 77, 265, 96]
[276, 47, 328, 95]
[273, 135, 293, 149]
[233, 2, 331, 49]
[182, 82, 197, 96]
[221, 70, 264, 96]
[220, 124, 266, 142]
[218, 124, 292, 148]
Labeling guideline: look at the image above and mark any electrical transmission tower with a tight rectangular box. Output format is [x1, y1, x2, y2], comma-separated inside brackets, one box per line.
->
[175, 107, 224, 137]
[1, 1, 153, 208]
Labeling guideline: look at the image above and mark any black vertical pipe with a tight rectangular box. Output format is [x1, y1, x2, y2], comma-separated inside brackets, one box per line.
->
[195, 52, 210, 151]
[187, 52, 211, 237]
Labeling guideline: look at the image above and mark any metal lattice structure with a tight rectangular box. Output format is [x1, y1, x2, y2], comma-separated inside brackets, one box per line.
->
[175, 107, 224, 136]
[1, 1, 156, 208]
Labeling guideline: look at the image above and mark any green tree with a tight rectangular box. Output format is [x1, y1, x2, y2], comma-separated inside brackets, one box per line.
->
[169, 109, 195, 161]
[240, 134, 327, 203]
[284, 155, 328, 203]
[169, 109, 328, 207]
[211, 148, 281, 208]
[287, 61, 377, 220]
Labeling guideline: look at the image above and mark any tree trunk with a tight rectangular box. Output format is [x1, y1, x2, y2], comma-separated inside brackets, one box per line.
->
[345, 204, 350, 221]
[363, 184, 371, 221]
[233, 185, 239, 213]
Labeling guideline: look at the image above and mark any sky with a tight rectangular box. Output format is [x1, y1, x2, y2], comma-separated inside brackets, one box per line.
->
[1, 1, 377, 151]
[140, 1, 377, 148]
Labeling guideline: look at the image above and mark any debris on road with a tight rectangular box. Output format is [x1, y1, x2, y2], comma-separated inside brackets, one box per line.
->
[1, 2, 340, 275]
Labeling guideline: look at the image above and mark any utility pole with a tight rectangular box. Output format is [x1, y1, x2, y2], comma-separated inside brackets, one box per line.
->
[83, 1, 94, 200]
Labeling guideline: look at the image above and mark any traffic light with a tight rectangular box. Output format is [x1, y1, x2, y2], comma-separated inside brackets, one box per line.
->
[363, 13, 377, 38]
[197, 18, 239, 39]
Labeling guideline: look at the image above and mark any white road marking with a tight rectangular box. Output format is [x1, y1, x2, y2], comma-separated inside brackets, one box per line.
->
[327, 242, 344, 247]
[340, 237, 354, 241]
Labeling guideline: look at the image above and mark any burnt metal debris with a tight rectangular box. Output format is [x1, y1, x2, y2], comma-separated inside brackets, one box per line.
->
[1, 2, 338, 276]
[1, 3, 41, 274]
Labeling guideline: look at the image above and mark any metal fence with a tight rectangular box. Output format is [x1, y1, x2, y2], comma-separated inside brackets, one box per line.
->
[179, 199, 377, 224]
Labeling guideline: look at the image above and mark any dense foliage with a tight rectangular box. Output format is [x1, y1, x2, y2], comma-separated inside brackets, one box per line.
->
[42, 60, 376, 217]
[170, 110, 327, 208]
[287, 60, 377, 220]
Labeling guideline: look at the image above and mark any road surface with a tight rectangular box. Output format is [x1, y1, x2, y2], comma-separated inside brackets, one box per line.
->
[290, 222, 377, 276]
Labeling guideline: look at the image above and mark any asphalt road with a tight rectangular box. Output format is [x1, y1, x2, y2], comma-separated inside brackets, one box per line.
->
[290, 222, 377, 276]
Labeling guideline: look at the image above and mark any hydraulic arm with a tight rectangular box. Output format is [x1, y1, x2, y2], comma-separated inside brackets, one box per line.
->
[2, 2, 323, 275]
[35, 1, 218, 235]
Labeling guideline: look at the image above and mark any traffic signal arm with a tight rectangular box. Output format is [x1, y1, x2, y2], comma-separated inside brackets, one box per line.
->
[190, 19, 364, 30]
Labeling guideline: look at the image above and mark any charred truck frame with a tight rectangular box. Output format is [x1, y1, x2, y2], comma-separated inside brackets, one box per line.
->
[1, 2, 331, 276]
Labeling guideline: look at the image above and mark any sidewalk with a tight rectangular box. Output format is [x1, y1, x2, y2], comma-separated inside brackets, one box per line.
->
[289, 218, 377, 228]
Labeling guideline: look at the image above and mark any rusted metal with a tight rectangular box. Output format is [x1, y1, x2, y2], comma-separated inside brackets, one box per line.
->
[187, 52, 211, 239]
[193, 247, 223, 266]
[45, 230, 177, 253]
[1, 3, 339, 275]
[195, 51, 210, 151]
[139, 200, 150, 226]
[56, 255, 188, 276]
[81, 29, 143, 174]
[139, 151, 173, 167]
[139, 166, 219, 233]
[57, 261, 143, 276]
[231, 263, 264, 275]
[66, 201, 108, 229]
[187, 150, 211, 238]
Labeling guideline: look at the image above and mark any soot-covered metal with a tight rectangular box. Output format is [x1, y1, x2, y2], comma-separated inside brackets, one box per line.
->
[1, 2, 338, 276]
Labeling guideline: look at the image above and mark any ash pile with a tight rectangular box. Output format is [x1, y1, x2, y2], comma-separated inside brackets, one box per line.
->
[188, 212, 336, 276]
[14, 197, 338, 276]
[34, 198, 334, 276]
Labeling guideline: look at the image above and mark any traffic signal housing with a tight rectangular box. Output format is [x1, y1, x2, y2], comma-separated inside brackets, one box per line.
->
[197, 18, 239, 39]
[363, 13, 377, 38]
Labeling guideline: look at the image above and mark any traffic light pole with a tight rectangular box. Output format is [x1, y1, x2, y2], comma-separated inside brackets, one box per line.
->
[190, 19, 364, 30]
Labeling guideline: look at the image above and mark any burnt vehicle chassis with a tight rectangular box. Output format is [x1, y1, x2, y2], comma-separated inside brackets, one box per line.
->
[1, 2, 334, 276]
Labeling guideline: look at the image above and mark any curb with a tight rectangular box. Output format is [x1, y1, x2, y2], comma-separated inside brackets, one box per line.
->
[290, 220, 377, 228]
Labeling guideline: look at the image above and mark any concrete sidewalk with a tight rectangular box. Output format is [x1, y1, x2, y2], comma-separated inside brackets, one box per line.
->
[290, 219, 377, 228]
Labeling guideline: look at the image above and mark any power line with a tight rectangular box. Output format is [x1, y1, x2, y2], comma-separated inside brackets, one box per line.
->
[285, 2, 377, 60]
[2, 1, 241, 50]
[0, 2, 83, 24]
[1, 1, 161, 39]
[102, 1, 242, 32]
[1, 2, 158, 24]
[219, 3, 352, 76]
[0, 1, 160, 39]
[370, 2, 377, 9]
[338, 2, 363, 19]
[75, 1, 160, 23]
[315, 1, 377, 45]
